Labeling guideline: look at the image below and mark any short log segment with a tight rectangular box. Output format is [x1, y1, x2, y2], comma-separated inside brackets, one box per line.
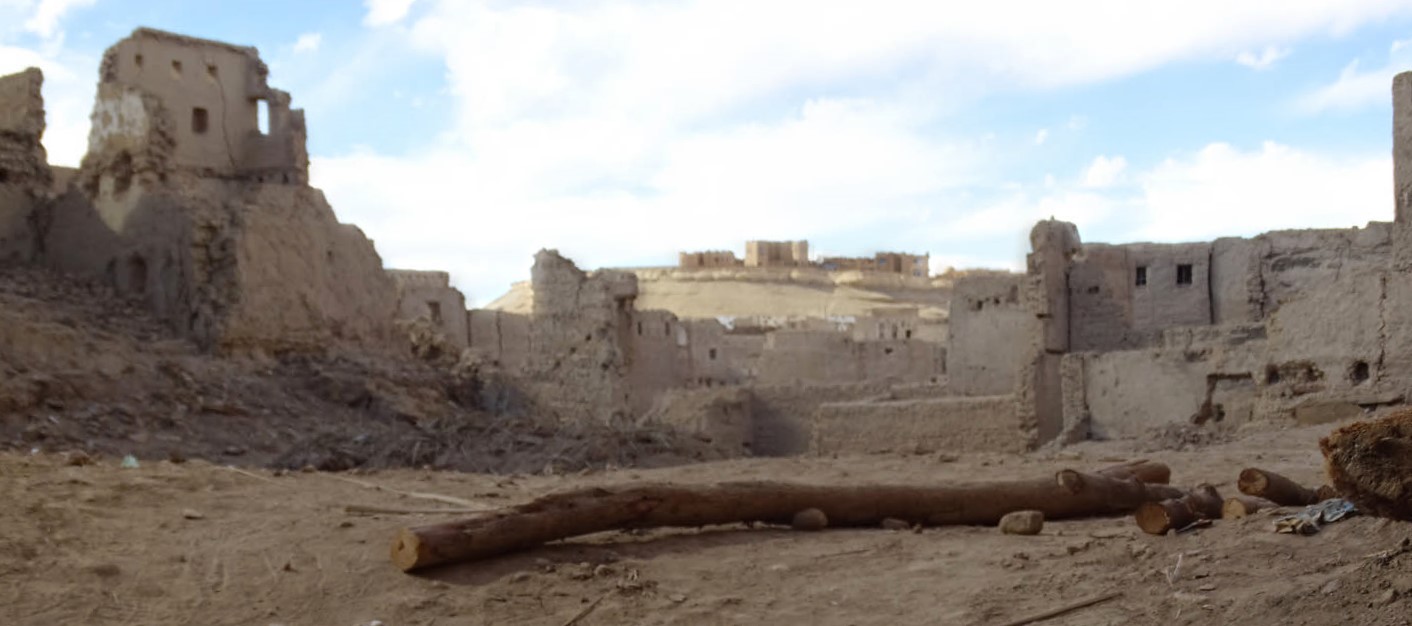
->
[1221, 495, 1278, 519]
[1237, 468, 1322, 506]
[1320, 409, 1412, 521]
[392, 462, 1179, 572]
[1133, 484, 1223, 535]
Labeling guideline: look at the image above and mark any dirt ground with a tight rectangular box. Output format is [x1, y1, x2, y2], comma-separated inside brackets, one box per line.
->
[3, 420, 1411, 626]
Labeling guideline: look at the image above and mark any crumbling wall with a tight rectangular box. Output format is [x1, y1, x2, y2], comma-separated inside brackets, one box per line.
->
[748, 382, 893, 455]
[753, 329, 941, 386]
[680, 318, 763, 387]
[524, 250, 637, 423]
[389, 269, 469, 351]
[98, 28, 307, 183]
[467, 309, 531, 370]
[0, 68, 50, 263]
[812, 395, 1022, 455]
[946, 273, 1027, 395]
[646, 387, 754, 454]
[1014, 219, 1078, 447]
[1068, 241, 1212, 351]
[624, 309, 690, 415]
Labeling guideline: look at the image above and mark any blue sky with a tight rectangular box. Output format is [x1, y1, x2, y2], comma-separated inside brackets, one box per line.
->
[2, 1, 1411, 304]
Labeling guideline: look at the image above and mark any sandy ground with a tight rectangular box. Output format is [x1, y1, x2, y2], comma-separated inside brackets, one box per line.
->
[4, 420, 1411, 626]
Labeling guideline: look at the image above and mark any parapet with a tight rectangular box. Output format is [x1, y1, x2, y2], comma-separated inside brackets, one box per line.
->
[86, 28, 308, 185]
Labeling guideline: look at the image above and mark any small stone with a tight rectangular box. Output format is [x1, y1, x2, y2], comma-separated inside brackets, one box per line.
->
[181, 509, 205, 520]
[792, 508, 828, 531]
[593, 564, 614, 577]
[1374, 589, 1398, 606]
[1320, 579, 1341, 595]
[998, 510, 1044, 535]
[668, 593, 687, 603]
[223, 446, 246, 457]
[64, 450, 94, 466]
[1198, 583, 1217, 592]
[881, 518, 910, 531]
[300, 465, 316, 473]
[339, 521, 354, 528]
[509, 571, 532, 583]
[768, 563, 790, 572]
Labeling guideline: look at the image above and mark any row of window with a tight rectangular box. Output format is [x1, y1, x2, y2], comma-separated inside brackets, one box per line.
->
[1135, 263, 1194, 287]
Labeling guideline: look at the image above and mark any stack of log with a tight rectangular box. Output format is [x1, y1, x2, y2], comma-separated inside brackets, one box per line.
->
[387, 406, 1412, 573]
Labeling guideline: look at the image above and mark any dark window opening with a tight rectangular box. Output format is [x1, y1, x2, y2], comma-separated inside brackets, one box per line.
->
[427, 301, 442, 324]
[664, 321, 670, 336]
[112, 151, 134, 194]
[1265, 364, 1281, 385]
[905, 329, 912, 339]
[192, 107, 209, 134]
[636, 321, 643, 336]
[709, 348, 717, 360]
[206, 63, 218, 79]
[135, 54, 143, 67]
[127, 255, 148, 295]
[973, 300, 984, 311]
[0, 168, 8, 184]
[884, 347, 894, 355]
[1135, 266, 1147, 286]
[171, 59, 183, 77]
[1351, 361, 1370, 384]
[1176, 264, 1193, 285]
[1085, 285, 1099, 294]
[584, 333, 592, 342]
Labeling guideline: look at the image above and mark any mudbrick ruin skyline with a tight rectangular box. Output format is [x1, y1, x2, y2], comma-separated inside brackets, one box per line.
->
[4, 24, 1412, 626]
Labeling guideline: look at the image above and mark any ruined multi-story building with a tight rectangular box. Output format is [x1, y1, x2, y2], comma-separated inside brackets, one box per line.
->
[820, 251, 929, 277]
[678, 250, 741, 269]
[388, 269, 468, 350]
[744, 240, 809, 268]
[0, 28, 399, 354]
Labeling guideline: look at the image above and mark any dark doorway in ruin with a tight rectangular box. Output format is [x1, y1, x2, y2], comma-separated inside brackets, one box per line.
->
[1176, 264, 1193, 285]
[1351, 360, 1371, 384]
[128, 255, 148, 295]
[192, 107, 209, 134]
[112, 151, 134, 194]
[427, 301, 442, 324]
[1135, 266, 1148, 286]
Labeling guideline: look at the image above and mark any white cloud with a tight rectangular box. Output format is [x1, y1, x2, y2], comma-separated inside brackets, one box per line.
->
[1082, 155, 1127, 188]
[22, 0, 93, 39]
[293, 32, 322, 54]
[1235, 45, 1290, 70]
[300, 0, 1412, 299]
[1298, 39, 1412, 113]
[1034, 128, 1049, 145]
[363, 0, 417, 27]
[1131, 142, 1388, 241]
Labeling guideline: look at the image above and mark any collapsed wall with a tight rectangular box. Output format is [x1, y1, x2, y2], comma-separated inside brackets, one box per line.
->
[0, 68, 50, 263]
[389, 269, 469, 351]
[13, 28, 400, 354]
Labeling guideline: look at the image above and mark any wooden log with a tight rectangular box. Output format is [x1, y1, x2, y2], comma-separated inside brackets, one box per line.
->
[1320, 409, 1412, 520]
[391, 462, 1181, 572]
[1134, 484, 1222, 535]
[1094, 459, 1170, 484]
[1237, 468, 1321, 506]
[1221, 495, 1278, 519]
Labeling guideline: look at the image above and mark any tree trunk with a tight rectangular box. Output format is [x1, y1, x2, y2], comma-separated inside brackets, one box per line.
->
[392, 462, 1180, 572]
[1237, 468, 1321, 506]
[1221, 495, 1277, 519]
[1133, 484, 1222, 535]
[1320, 409, 1412, 521]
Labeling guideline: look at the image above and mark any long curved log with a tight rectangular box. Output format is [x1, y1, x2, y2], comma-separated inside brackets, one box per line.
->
[392, 461, 1181, 572]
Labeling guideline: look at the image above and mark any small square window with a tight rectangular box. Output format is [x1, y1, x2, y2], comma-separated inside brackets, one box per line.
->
[709, 348, 717, 360]
[1135, 266, 1147, 287]
[1176, 264, 1193, 285]
[191, 107, 209, 134]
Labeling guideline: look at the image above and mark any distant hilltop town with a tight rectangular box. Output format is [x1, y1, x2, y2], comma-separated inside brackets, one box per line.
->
[678, 240, 930, 277]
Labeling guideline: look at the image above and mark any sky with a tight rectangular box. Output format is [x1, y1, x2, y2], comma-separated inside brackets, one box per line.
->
[2, 0, 1411, 305]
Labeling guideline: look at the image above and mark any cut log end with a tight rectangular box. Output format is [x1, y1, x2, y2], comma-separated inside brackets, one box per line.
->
[392, 528, 427, 572]
[1237, 467, 1319, 506]
[1222, 496, 1277, 520]
[1135, 501, 1191, 535]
